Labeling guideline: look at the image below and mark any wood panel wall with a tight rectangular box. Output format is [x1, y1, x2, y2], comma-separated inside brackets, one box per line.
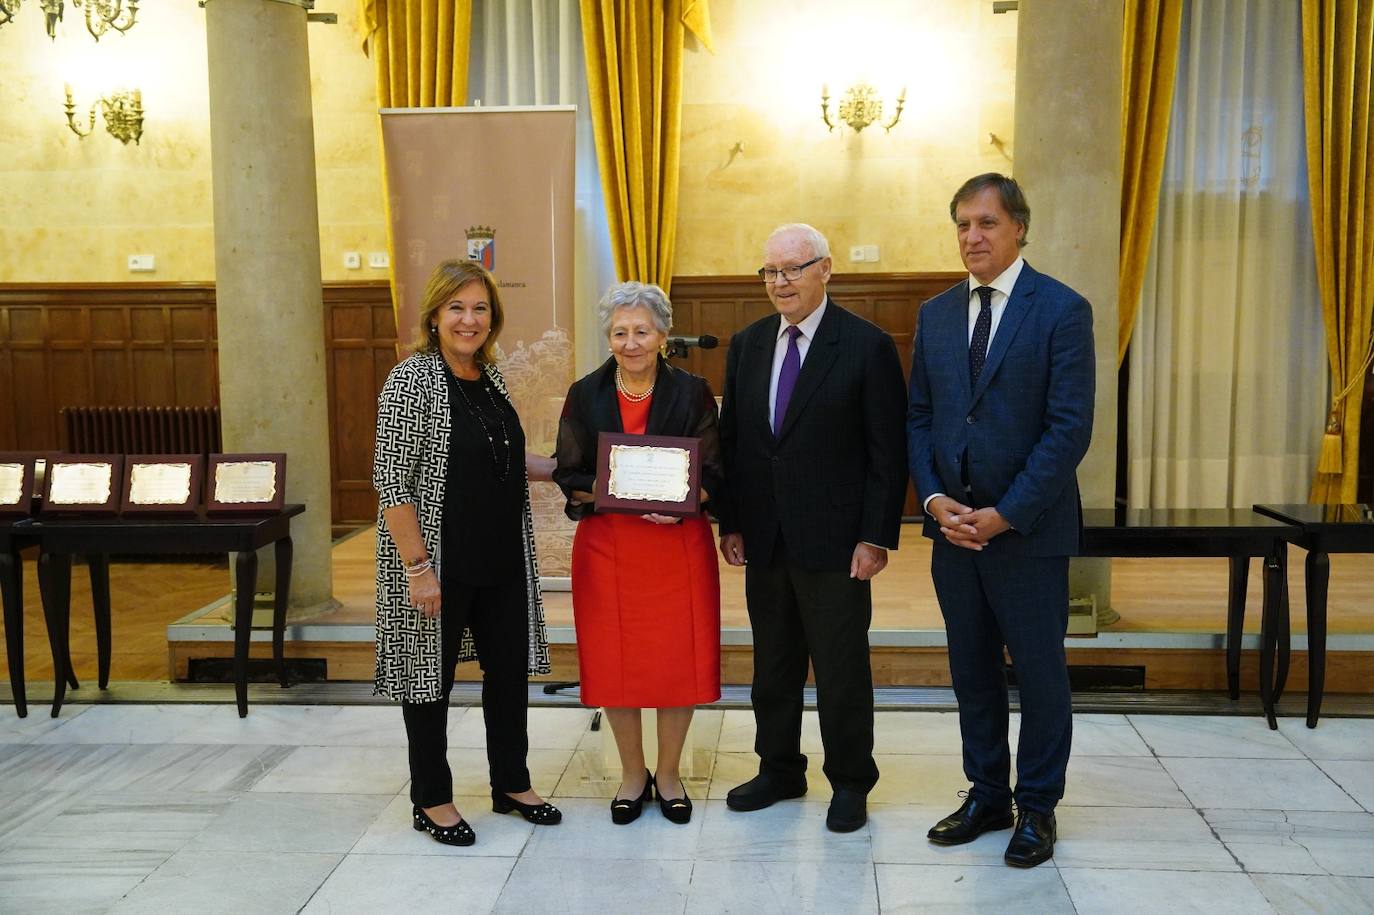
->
[0, 282, 397, 526]
[19, 275, 1352, 523]
[666, 272, 963, 394]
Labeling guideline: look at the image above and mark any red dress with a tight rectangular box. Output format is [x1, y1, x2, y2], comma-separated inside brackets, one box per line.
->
[570, 391, 721, 707]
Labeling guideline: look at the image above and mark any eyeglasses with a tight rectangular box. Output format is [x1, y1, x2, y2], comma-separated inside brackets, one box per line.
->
[757, 256, 824, 283]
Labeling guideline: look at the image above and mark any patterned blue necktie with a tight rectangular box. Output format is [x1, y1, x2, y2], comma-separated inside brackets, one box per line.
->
[969, 285, 994, 387]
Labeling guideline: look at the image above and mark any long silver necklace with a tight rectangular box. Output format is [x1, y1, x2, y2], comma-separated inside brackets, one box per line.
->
[453, 372, 512, 481]
[615, 366, 655, 402]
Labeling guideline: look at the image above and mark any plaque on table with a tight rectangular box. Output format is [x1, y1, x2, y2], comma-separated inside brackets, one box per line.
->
[594, 432, 701, 518]
[0, 453, 36, 517]
[121, 454, 204, 515]
[206, 453, 286, 514]
[42, 454, 123, 515]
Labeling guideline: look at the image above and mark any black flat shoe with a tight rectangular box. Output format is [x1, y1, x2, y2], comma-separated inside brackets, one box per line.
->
[653, 773, 693, 825]
[1004, 809, 1056, 867]
[413, 805, 476, 846]
[826, 788, 867, 833]
[492, 790, 562, 826]
[610, 768, 653, 825]
[928, 794, 1015, 846]
[725, 773, 807, 812]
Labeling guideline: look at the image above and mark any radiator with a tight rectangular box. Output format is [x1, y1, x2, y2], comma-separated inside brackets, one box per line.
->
[60, 406, 222, 455]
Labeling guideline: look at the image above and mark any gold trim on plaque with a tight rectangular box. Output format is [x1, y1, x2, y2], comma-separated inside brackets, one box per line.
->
[49, 462, 114, 505]
[129, 462, 194, 505]
[213, 461, 278, 504]
[0, 463, 24, 506]
[606, 444, 691, 503]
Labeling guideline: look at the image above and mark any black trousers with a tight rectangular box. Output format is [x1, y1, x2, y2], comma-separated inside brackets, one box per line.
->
[744, 536, 879, 794]
[931, 541, 1072, 815]
[401, 575, 531, 807]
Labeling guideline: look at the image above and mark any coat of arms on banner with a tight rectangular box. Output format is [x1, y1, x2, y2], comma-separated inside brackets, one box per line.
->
[466, 225, 495, 270]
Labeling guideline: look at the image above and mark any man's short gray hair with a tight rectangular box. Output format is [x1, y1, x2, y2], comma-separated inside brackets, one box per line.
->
[597, 281, 673, 338]
[765, 223, 831, 259]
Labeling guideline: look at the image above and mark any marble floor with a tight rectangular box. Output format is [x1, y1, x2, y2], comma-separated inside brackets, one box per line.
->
[1, 703, 1371, 914]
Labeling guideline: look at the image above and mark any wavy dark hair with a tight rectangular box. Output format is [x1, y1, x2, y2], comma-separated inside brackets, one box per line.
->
[949, 173, 1030, 248]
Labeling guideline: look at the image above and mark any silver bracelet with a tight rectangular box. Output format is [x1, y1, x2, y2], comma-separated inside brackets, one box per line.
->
[403, 559, 433, 577]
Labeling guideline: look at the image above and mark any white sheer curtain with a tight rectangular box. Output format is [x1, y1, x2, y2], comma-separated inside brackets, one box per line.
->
[468, 0, 619, 375]
[1127, 0, 1325, 509]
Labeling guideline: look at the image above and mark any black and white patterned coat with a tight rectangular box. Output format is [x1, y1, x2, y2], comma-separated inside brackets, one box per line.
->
[372, 351, 552, 702]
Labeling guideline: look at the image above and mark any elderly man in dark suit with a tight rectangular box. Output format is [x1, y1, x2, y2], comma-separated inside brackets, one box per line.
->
[908, 174, 1095, 867]
[717, 223, 908, 833]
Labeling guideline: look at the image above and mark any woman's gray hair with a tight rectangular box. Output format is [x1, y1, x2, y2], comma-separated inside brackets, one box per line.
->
[597, 281, 673, 338]
[766, 223, 831, 259]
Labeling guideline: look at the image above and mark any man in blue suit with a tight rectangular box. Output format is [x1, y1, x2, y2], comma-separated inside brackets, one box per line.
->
[907, 174, 1095, 867]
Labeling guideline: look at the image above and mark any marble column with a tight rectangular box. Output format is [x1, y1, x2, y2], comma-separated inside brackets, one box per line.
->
[1012, 0, 1123, 620]
[204, 0, 334, 612]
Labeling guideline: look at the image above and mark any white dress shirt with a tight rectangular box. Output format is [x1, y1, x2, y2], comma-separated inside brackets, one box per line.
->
[767, 296, 828, 423]
[922, 256, 1026, 515]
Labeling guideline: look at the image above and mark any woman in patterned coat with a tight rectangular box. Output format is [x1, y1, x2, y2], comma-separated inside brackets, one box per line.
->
[373, 258, 558, 847]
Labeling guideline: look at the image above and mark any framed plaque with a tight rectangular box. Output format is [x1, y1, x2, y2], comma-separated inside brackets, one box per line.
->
[0, 453, 36, 517]
[206, 453, 286, 514]
[594, 433, 701, 518]
[42, 454, 122, 515]
[121, 454, 203, 515]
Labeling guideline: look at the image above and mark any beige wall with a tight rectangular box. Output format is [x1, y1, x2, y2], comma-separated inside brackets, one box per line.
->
[0, 1, 387, 283]
[0, 0, 1015, 284]
[675, 0, 1017, 275]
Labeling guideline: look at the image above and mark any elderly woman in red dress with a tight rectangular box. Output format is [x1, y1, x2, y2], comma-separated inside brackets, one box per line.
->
[554, 281, 723, 825]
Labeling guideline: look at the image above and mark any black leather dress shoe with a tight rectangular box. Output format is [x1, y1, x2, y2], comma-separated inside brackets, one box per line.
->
[1004, 809, 1056, 867]
[725, 773, 807, 812]
[927, 796, 1015, 845]
[826, 788, 867, 833]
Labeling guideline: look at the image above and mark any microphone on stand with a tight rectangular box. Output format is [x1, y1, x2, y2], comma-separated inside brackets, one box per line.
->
[664, 334, 719, 359]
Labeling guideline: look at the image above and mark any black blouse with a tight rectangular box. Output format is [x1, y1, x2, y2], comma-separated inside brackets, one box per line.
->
[553, 357, 725, 522]
[442, 368, 526, 585]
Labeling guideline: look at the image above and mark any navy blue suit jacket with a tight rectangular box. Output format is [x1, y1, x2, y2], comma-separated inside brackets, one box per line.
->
[906, 262, 1095, 557]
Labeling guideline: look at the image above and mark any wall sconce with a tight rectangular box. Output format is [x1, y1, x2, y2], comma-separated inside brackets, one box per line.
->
[0, 0, 138, 41]
[65, 84, 143, 145]
[821, 83, 906, 134]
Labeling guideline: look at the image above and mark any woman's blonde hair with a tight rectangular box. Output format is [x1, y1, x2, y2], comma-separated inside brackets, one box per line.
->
[415, 259, 505, 364]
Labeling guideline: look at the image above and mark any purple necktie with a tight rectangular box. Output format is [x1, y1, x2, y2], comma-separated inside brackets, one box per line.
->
[773, 324, 802, 435]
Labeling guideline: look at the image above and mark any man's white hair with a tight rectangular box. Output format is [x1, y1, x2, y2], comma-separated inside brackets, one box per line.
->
[765, 223, 830, 259]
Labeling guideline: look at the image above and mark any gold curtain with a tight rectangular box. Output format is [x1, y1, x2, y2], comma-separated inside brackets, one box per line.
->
[358, 0, 472, 108]
[1304, 0, 1374, 502]
[1118, 0, 1184, 365]
[581, 0, 703, 292]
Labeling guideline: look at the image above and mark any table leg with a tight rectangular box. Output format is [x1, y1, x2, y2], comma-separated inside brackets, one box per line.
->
[87, 554, 112, 690]
[273, 537, 293, 688]
[1305, 550, 1329, 728]
[37, 552, 73, 718]
[1, 549, 26, 719]
[233, 550, 258, 718]
[1257, 546, 1280, 729]
[1226, 555, 1248, 700]
[1273, 546, 1291, 704]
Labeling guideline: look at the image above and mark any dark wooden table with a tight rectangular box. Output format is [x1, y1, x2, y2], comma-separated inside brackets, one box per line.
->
[1254, 503, 1374, 727]
[26, 505, 303, 718]
[2, 519, 108, 719]
[1081, 508, 1300, 729]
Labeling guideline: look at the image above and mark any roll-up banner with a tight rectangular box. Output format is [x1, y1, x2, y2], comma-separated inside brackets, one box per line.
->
[380, 106, 577, 583]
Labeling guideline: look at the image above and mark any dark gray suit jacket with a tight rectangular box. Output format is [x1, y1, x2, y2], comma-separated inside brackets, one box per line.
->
[718, 298, 908, 571]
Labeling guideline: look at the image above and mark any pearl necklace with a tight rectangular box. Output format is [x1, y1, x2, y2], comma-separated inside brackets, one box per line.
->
[615, 366, 655, 402]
